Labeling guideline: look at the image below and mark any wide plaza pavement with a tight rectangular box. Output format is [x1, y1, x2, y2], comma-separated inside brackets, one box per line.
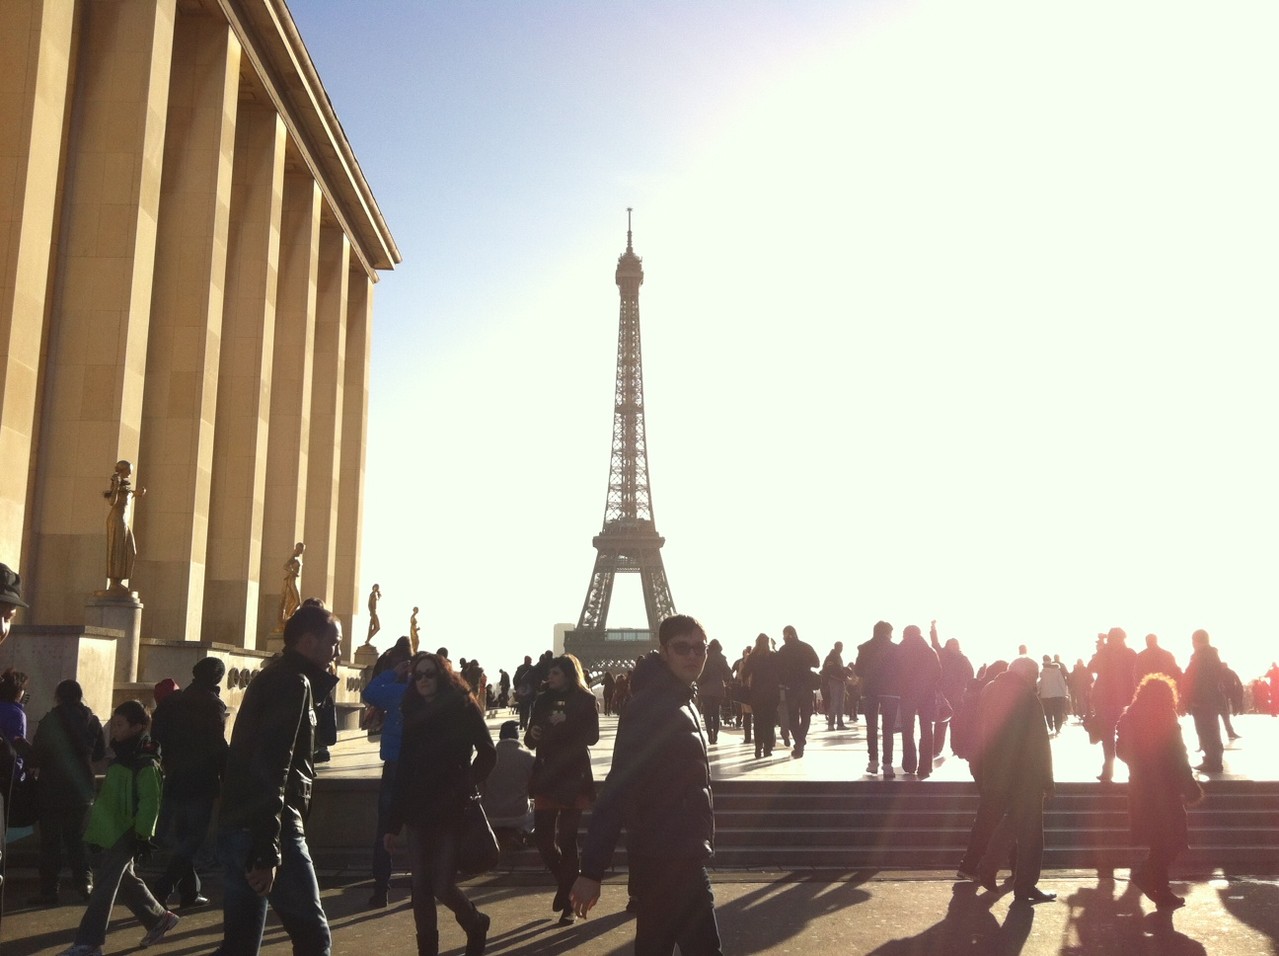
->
[3, 713, 1276, 954]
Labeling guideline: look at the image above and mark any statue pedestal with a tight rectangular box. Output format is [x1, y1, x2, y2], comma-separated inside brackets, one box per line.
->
[354, 642, 379, 668]
[86, 589, 144, 683]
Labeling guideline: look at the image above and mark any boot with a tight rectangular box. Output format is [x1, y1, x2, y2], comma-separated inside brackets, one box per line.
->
[417, 931, 439, 956]
[743, 713, 752, 744]
[464, 909, 490, 956]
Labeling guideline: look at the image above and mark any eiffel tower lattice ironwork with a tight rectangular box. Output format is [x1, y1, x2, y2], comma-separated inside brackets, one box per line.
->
[565, 212, 675, 669]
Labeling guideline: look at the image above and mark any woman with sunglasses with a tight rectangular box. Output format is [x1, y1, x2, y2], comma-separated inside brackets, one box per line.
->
[525, 653, 599, 925]
[385, 652, 496, 956]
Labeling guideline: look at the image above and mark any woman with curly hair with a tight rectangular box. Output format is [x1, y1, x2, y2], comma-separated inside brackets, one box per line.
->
[1116, 672, 1203, 910]
[385, 652, 496, 956]
[525, 653, 599, 924]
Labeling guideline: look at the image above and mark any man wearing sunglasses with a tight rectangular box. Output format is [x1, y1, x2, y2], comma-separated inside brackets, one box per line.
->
[572, 614, 721, 955]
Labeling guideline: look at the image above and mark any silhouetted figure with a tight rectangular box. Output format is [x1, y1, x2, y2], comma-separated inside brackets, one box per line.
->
[854, 621, 901, 778]
[741, 633, 780, 759]
[895, 624, 940, 777]
[1087, 627, 1137, 782]
[1117, 673, 1203, 909]
[1134, 633, 1182, 683]
[1180, 629, 1226, 773]
[957, 656, 1056, 905]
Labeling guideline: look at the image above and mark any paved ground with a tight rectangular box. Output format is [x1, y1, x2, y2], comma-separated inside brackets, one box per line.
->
[3, 714, 1274, 953]
[4, 868, 1278, 955]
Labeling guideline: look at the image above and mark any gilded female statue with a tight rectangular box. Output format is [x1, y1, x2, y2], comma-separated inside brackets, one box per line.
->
[103, 459, 145, 590]
[278, 542, 305, 628]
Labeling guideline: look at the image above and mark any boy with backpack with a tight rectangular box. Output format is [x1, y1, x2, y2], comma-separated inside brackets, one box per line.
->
[58, 700, 179, 956]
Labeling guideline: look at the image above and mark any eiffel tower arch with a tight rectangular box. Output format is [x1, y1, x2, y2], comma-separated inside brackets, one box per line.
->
[565, 212, 675, 674]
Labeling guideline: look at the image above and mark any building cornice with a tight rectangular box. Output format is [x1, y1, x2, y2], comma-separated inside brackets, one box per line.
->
[218, 0, 401, 279]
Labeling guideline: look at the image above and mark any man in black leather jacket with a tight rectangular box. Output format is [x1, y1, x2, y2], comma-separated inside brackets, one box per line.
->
[572, 614, 721, 956]
[212, 602, 341, 956]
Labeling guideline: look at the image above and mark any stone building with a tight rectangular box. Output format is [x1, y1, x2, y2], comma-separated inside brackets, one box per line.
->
[0, 0, 399, 721]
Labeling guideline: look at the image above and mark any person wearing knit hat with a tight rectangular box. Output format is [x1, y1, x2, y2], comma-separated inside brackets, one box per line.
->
[148, 657, 229, 910]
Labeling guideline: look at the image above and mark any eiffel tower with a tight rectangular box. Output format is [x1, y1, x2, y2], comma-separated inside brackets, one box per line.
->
[564, 211, 675, 672]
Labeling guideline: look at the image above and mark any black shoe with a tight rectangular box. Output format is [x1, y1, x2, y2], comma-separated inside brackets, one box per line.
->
[977, 872, 999, 893]
[25, 893, 58, 907]
[1156, 892, 1186, 910]
[558, 907, 576, 925]
[314, 749, 332, 763]
[465, 911, 490, 956]
[1194, 762, 1223, 773]
[625, 897, 638, 914]
[1015, 887, 1057, 904]
[179, 894, 211, 909]
[367, 887, 388, 909]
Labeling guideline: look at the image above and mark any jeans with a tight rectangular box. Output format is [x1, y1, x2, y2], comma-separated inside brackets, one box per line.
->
[825, 680, 846, 728]
[406, 822, 482, 940]
[1191, 707, 1224, 769]
[898, 695, 937, 775]
[75, 832, 167, 947]
[152, 791, 215, 904]
[214, 811, 330, 956]
[533, 808, 581, 905]
[701, 697, 723, 742]
[37, 804, 92, 895]
[863, 695, 899, 768]
[372, 761, 398, 890]
[959, 790, 1045, 895]
[630, 854, 722, 956]
[1096, 707, 1123, 780]
[785, 688, 814, 748]
[752, 702, 778, 754]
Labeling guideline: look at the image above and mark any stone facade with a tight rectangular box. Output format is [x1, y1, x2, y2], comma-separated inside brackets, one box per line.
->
[0, 0, 398, 694]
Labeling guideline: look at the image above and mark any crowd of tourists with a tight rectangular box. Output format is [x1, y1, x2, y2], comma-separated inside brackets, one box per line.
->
[1, 548, 1273, 956]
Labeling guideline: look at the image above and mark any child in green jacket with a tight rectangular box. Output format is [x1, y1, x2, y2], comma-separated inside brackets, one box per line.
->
[57, 700, 179, 956]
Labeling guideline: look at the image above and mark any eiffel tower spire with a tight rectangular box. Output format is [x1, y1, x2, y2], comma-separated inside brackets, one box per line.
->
[565, 211, 676, 671]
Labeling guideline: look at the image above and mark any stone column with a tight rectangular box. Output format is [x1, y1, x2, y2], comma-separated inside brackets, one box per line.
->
[302, 225, 349, 614]
[135, 9, 239, 640]
[203, 104, 285, 647]
[0, 0, 75, 566]
[257, 170, 319, 645]
[334, 273, 372, 658]
[31, 0, 176, 623]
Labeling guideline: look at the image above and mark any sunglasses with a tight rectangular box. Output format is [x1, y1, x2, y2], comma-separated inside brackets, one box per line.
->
[667, 641, 708, 658]
[414, 669, 438, 680]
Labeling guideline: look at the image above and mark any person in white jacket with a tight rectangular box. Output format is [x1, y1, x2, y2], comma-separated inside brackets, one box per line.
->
[1037, 655, 1070, 736]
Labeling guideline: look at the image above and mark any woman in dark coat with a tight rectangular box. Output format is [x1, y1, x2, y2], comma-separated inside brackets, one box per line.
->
[385, 652, 496, 956]
[697, 639, 733, 745]
[525, 653, 599, 925]
[741, 633, 781, 759]
[1116, 673, 1203, 910]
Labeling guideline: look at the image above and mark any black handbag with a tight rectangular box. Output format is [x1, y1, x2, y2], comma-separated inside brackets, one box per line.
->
[456, 791, 501, 877]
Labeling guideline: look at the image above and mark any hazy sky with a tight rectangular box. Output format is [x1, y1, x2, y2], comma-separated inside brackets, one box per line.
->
[288, 0, 1279, 681]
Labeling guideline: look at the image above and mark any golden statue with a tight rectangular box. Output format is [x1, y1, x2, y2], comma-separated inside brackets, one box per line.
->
[409, 605, 420, 653]
[276, 542, 304, 630]
[103, 459, 145, 591]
